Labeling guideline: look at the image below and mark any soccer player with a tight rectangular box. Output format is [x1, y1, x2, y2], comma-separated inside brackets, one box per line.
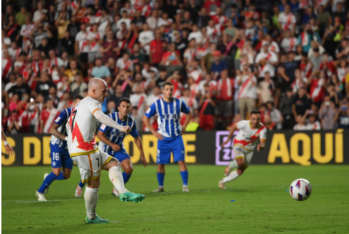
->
[1, 130, 14, 155]
[142, 81, 192, 193]
[75, 97, 147, 198]
[67, 78, 144, 224]
[219, 111, 267, 189]
[36, 95, 84, 201]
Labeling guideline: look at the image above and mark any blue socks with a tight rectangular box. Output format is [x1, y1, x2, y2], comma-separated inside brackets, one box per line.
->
[122, 172, 131, 184]
[78, 180, 85, 189]
[38, 172, 58, 193]
[56, 172, 66, 180]
[180, 171, 188, 186]
[157, 172, 165, 186]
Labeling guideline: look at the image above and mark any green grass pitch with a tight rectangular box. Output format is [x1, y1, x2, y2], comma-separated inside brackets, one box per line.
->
[2, 165, 349, 234]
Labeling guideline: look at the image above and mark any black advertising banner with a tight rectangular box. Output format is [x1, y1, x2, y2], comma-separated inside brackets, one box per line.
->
[251, 130, 349, 165]
[2, 130, 349, 166]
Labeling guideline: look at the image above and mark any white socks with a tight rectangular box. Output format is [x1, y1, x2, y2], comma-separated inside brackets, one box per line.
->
[229, 160, 238, 170]
[223, 170, 239, 183]
[84, 187, 98, 220]
[109, 166, 128, 194]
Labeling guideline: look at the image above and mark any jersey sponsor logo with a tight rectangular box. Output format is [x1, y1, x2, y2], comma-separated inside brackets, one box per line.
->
[101, 124, 106, 130]
[161, 113, 178, 120]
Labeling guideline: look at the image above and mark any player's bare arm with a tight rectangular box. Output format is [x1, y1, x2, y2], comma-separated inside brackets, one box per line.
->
[133, 136, 147, 167]
[49, 123, 68, 141]
[88, 78, 131, 133]
[181, 112, 192, 135]
[222, 123, 239, 147]
[257, 139, 266, 152]
[97, 130, 120, 152]
[2, 130, 14, 156]
[142, 115, 164, 140]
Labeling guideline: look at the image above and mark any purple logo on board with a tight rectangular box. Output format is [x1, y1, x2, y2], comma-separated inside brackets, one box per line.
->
[215, 131, 239, 165]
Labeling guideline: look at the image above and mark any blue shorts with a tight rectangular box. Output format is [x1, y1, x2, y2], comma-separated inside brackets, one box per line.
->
[157, 135, 185, 164]
[111, 148, 130, 163]
[50, 143, 73, 169]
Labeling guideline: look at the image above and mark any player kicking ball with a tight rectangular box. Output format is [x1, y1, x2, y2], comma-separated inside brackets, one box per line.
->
[219, 111, 267, 189]
[74, 97, 147, 197]
[67, 78, 144, 224]
[36, 95, 83, 201]
[142, 81, 192, 193]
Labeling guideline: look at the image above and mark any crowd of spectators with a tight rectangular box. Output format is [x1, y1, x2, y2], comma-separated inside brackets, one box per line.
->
[2, 0, 349, 134]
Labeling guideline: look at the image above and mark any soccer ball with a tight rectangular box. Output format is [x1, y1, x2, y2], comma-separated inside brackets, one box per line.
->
[289, 178, 312, 201]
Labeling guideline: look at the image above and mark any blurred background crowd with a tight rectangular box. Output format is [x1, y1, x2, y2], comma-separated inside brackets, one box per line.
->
[1, 0, 349, 134]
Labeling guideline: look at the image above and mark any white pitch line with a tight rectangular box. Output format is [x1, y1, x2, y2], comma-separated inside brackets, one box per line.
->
[2, 198, 81, 205]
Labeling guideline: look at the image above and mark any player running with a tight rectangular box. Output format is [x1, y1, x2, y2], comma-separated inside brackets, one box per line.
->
[36, 95, 83, 202]
[67, 78, 144, 224]
[218, 111, 267, 189]
[74, 97, 147, 198]
[142, 81, 192, 193]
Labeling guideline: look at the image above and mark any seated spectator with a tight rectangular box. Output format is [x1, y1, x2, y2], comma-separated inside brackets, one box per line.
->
[70, 74, 88, 97]
[8, 76, 31, 100]
[198, 83, 216, 130]
[7, 110, 20, 134]
[265, 101, 283, 130]
[45, 87, 60, 108]
[210, 51, 227, 79]
[306, 110, 321, 130]
[39, 99, 60, 133]
[292, 87, 310, 117]
[293, 114, 308, 130]
[65, 60, 83, 83]
[91, 57, 111, 79]
[279, 88, 295, 129]
[116, 53, 134, 74]
[257, 72, 275, 104]
[263, 114, 277, 130]
[36, 72, 56, 98]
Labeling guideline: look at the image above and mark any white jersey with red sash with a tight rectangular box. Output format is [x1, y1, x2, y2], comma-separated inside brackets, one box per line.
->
[206, 25, 221, 44]
[278, 12, 296, 31]
[88, 32, 101, 52]
[337, 67, 348, 82]
[2, 58, 12, 79]
[130, 93, 147, 116]
[281, 37, 299, 52]
[171, 80, 183, 98]
[41, 108, 60, 133]
[75, 31, 90, 53]
[116, 58, 134, 71]
[8, 48, 22, 59]
[310, 78, 325, 102]
[237, 75, 257, 99]
[255, 51, 278, 77]
[300, 62, 312, 78]
[234, 120, 267, 151]
[292, 77, 308, 92]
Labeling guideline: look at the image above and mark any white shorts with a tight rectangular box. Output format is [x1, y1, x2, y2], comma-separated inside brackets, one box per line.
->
[72, 150, 114, 183]
[233, 146, 254, 167]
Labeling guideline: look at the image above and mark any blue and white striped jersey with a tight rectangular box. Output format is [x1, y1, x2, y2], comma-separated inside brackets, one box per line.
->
[98, 112, 139, 155]
[50, 108, 72, 148]
[145, 98, 190, 138]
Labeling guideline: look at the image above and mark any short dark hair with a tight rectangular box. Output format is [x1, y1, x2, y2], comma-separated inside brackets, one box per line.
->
[250, 110, 261, 116]
[118, 97, 131, 106]
[162, 81, 174, 89]
[74, 94, 84, 101]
